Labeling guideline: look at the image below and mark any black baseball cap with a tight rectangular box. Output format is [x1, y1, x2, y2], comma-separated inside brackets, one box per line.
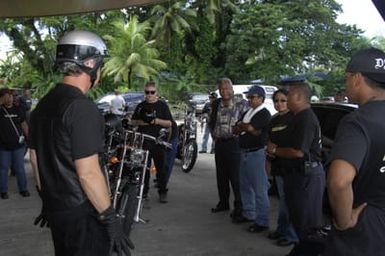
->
[346, 47, 385, 83]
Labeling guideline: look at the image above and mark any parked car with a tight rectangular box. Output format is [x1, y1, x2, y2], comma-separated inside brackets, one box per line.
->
[311, 102, 358, 163]
[122, 92, 145, 115]
[215, 84, 278, 115]
[187, 93, 209, 114]
[96, 92, 145, 115]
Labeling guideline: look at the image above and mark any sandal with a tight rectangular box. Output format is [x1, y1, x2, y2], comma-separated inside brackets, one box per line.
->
[247, 223, 269, 233]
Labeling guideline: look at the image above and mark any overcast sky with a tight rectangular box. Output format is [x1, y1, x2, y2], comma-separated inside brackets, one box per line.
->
[336, 0, 385, 38]
[0, 1, 384, 60]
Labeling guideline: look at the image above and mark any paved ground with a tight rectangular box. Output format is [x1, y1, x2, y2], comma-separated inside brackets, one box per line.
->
[0, 124, 292, 256]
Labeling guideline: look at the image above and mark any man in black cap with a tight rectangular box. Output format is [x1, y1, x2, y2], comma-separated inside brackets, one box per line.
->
[324, 48, 385, 255]
[233, 85, 271, 228]
[267, 78, 325, 255]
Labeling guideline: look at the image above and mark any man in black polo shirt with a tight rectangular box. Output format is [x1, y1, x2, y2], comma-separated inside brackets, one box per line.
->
[29, 30, 133, 256]
[132, 81, 173, 203]
[324, 48, 385, 255]
[267, 79, 325, 256]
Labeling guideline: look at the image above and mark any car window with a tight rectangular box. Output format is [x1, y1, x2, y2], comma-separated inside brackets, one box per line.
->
[312, 106, 351, 140]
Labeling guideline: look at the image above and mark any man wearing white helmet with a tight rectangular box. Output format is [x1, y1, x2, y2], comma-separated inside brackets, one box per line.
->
[29, 30, 134, 256]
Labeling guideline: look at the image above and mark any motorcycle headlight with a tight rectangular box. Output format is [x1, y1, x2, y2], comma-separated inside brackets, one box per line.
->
[130, 149, 146, 165]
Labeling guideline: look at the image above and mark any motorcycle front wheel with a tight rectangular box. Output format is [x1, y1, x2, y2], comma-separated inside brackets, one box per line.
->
[181, 139, 198, 173]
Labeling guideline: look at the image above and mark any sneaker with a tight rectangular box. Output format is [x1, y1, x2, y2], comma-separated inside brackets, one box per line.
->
[1, 192, 9, 199]
[159, 193, 168, 203]
[19, 191, 30, 197]
[199, 150, 207, 154]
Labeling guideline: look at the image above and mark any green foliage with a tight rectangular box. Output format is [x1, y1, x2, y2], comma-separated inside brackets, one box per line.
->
[0, 1, 379, 100]
[150, 1, 197, 47]
[102, 16, 167, 89]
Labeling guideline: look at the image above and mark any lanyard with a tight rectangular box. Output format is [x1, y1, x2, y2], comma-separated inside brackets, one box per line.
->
[1, 106, 21, 137]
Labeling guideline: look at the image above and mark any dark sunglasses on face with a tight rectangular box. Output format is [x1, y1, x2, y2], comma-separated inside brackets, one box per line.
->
[247, 95, 258, 99]
[145, 90, 156, 95]
[274, 99, 287, 103]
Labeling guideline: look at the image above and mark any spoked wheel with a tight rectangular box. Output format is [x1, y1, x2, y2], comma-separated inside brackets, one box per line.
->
[181, 139, 198, 173]
[116, 183, 138, 235]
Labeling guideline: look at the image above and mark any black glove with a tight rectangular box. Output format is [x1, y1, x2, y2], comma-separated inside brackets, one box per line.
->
[98, 206, 135, 256]
[142, 114, 155, 124]
[34, 186, 49, 228]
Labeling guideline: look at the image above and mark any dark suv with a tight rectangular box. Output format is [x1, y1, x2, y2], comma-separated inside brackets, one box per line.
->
[311, 102, 358, 163]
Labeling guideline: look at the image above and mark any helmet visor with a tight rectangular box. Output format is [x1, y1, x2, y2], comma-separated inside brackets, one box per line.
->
[56, 44, 107, 62]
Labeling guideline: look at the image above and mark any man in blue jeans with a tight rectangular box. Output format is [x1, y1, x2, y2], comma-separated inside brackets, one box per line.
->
[233, 85, 271, 228]
[0, 88, 30, 199]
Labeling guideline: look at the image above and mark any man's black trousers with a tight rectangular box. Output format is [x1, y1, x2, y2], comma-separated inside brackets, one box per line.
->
[48, 202, 109, 256]
[214, 138, 242, 211]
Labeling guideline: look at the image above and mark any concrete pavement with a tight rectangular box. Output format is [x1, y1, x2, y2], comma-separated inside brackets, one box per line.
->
[0, 124, 292, 256]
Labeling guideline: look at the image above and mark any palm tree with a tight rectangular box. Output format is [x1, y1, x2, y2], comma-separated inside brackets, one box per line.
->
[103, 16, 167, 89]
[150, 1, 197, 48]
[199, 0, 238, 24]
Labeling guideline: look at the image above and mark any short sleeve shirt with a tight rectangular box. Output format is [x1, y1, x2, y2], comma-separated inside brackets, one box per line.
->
[327, 101, 385, 207]
[282, 108, 322, 168]
[239, 107, 271, 149]
[132, 100, 173, 137]
[214, 98, 248, 139]
[0, 105, 26, 150]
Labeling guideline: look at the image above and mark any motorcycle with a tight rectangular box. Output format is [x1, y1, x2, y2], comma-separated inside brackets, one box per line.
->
[176, 103, 198, 173]
[102, 116, 171, 231]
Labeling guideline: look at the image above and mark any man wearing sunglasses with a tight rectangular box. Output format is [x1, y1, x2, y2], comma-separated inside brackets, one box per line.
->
[232, 85, 271, 229]
[132, 81, 173, 203]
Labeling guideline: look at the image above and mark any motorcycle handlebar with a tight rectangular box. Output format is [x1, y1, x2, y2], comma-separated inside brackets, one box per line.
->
[124, 130, 172, 149]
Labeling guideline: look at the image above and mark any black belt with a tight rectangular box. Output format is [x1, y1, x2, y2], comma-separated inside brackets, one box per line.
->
[241, 147, 262, 153]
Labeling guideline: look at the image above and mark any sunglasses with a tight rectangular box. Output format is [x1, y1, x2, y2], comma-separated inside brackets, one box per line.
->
[274, 99, 287, 103]
[246, 95, 259, 99]
[145, 90, 156, 95]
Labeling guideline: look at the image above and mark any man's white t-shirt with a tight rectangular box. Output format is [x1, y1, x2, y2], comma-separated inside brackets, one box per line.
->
[110, 95, 125, 115]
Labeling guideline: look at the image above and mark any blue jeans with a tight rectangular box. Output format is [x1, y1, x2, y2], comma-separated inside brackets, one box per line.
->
[201, 124, 214, 152]
[0, 146, 28, 193]
[165, 137, 178, 184]
[240, 148, 270, 226]
[275, 176, 299, 242]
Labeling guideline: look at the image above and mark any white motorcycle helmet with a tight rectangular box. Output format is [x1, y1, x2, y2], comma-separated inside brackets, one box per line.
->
[56, 30, 108, 86]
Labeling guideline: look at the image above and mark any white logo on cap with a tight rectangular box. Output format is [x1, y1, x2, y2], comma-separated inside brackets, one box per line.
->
[375, 58, 385, 70]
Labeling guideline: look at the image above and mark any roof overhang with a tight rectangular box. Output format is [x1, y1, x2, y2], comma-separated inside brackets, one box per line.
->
[372, 0, 385, 21]
[0, 0, 165, 18]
